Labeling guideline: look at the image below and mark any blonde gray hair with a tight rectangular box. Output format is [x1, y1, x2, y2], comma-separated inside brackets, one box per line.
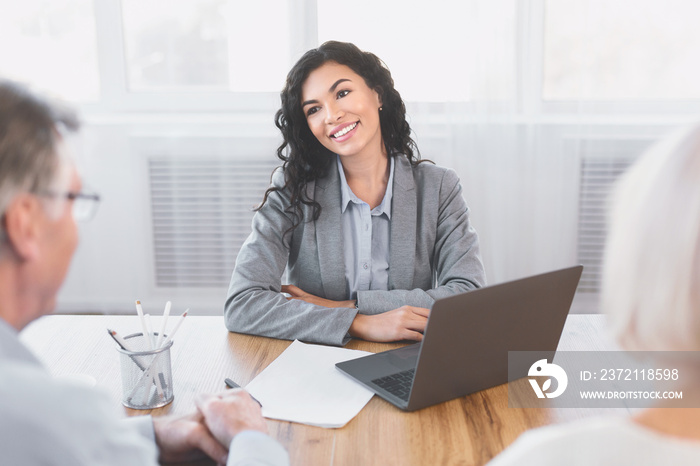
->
[0, 80, 79, 241]
[603, 125, 700, 351]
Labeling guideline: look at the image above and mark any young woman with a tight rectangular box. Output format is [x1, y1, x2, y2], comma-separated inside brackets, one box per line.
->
[225, 41, 485, 346]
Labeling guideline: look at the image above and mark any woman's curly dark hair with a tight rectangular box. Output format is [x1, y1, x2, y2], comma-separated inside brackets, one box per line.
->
[257, 41, 422, 232]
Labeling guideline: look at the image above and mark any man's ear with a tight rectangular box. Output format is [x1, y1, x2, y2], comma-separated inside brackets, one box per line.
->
[2, 195, 42, 261]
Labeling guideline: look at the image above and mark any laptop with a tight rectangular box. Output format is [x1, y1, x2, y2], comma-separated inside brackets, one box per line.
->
[336, 265, 583, 411]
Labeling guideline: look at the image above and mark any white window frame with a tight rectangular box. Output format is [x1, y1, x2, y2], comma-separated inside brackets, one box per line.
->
[64, 0, 698, 122]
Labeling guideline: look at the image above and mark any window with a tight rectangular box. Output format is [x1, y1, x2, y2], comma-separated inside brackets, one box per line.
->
[317, 0, 516, 102]
[0, 1, 100, 101]
[544, 0, 700, 101]
[121, 0, 291, 92]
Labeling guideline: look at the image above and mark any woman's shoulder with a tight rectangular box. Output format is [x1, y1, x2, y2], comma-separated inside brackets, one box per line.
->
[395, 154, 459, 187]
[271, 164, 329, 189]
[269, 166, 286, 187]
[489, 416, 700, 465]
[264, 165, 322, 212]
[257, 167, 295, 212]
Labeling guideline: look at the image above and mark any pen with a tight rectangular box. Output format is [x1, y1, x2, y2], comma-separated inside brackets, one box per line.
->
[225, 378, 263, 407]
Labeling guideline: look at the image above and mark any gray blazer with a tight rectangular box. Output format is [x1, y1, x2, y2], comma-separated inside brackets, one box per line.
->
[225, 155, 486, 346]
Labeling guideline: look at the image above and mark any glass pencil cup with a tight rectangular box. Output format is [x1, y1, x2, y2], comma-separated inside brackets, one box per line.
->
[118, 333, 174, 409]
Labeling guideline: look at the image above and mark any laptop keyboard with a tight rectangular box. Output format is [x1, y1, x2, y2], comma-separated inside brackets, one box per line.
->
[371, 368, 415, 401]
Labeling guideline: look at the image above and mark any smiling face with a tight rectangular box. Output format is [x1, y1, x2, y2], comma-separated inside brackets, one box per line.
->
[301, 62, 384, 161]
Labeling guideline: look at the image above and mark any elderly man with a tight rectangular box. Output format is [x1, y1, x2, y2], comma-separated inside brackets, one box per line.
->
[0, 80, 288, 465]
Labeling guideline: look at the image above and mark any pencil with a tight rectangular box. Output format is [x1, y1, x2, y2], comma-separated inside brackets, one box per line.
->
[144, 313, 155, 349]
[156, 301, 171, 348]
[135, 300, 151, 349]
[107, 328, 134, 353]
[159, 310, 187, 348]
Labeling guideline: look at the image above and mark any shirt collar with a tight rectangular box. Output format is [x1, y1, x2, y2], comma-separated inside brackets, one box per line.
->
[0, 317, 43, 366]
[336, 155, 394, 219]
[375, 157, 394, 218]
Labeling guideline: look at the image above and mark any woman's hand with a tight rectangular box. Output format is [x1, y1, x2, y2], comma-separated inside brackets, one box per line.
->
[282, 285, 429, 342]
[349, 306, 430, 342]
[281, 284, 356, 309]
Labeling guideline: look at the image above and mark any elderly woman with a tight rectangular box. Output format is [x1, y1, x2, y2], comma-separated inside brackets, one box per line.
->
[489, 125, 700, 465]
[225, 41, 485, 346]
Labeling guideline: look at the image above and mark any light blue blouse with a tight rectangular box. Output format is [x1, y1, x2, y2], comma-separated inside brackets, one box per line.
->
[336, 155, 395, 300]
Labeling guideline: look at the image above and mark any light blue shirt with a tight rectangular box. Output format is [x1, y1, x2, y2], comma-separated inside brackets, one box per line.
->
[0, 318, 289, 466]
[337, 155, 394, 300]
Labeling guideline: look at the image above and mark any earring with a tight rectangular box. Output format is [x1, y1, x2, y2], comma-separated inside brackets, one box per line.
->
[379, 106, 383, 111]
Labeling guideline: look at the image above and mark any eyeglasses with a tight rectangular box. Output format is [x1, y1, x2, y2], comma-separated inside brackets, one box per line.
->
[68, 192, 101, 221]
[39, 191, 101, 221]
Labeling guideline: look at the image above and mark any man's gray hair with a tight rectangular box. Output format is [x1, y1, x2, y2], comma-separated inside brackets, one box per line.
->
[0, 80, 80, 241]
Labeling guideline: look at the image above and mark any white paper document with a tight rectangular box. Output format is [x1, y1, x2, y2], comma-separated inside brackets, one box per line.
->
[245, 340, 375, 428]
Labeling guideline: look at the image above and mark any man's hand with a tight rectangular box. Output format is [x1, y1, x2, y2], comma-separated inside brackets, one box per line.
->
[281, 284, 355, 309]
[349, 306, 430, 342]
[153, 412, 229, 465]
[195, 389, 268, 448]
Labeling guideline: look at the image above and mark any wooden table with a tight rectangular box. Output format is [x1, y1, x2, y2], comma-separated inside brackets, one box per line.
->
[20, 314, 613, 466]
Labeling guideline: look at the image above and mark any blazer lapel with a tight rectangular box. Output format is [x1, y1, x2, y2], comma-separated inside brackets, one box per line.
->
[389, 156, 417, 290]
[315, 166, 349, 299]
